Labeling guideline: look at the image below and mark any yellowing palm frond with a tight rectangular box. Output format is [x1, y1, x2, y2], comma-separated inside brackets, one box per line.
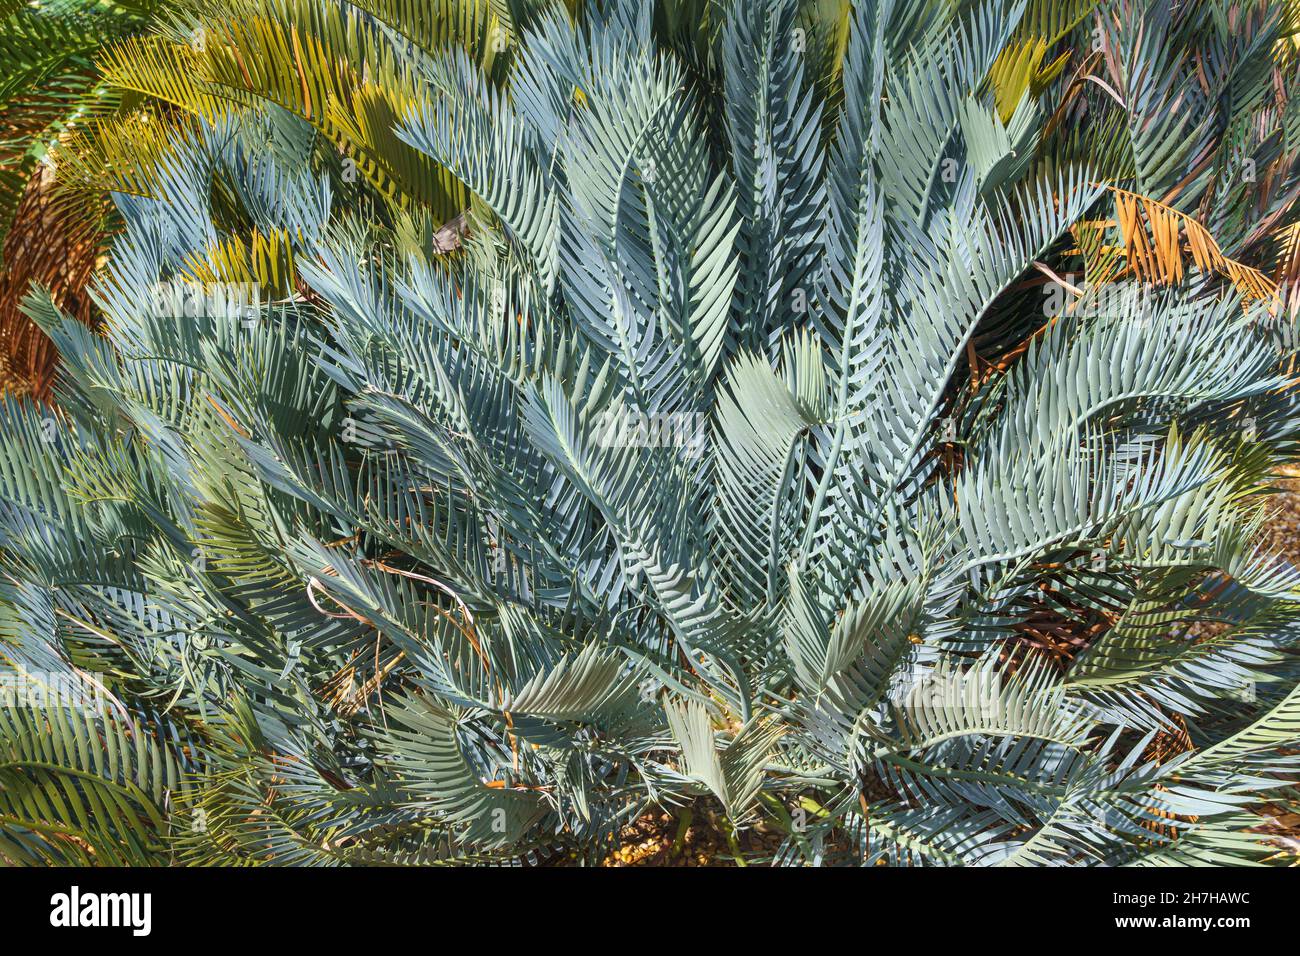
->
[98, 34, 229, 120]
[182, 226, 298, 298]
[986, 0, 1097, 122]
[50, 109, 194, 199]
[96, 0, 472, 218]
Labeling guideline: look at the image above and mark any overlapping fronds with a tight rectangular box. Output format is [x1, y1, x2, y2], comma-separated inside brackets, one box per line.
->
[1, 0, 1299, 868]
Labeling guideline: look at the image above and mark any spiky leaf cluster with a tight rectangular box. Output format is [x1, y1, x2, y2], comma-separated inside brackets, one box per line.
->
[3, 0, 1300, 865]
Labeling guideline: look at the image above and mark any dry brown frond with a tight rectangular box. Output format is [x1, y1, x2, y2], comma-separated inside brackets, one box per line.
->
[1107, 185, 1278, 302]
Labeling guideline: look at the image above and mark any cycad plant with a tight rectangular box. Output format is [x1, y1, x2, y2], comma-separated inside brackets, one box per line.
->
[3, 0, 1300, 866]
